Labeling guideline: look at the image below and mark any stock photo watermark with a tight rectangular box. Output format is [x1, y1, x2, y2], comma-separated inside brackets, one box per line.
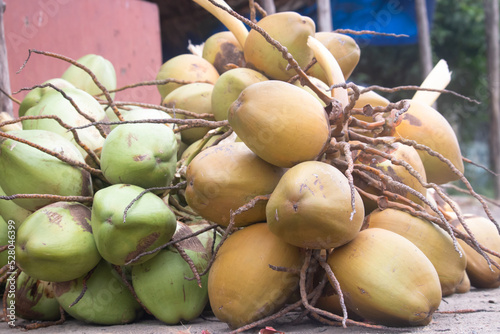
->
[5, 219, 16, 327]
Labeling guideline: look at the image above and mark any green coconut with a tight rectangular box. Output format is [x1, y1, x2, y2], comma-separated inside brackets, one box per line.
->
[162, 82, 215, 145]
[61, 54, 117, 98]
[132, 222, 220, 324]
[185, 142, 285, 227]
[91, 184, 177, 266]
[0, 216, 8, 267]
[22, 86, 107, 156]
[266, 161, 365, 249]
[0, 129, 92, 212]
[53, 260, 143, 325]
[6, 271, 60, 321]
[100, 123, 178, 189]
[15, 202, 101, 282]
[211, 67, 268, 121]
[18, 78, 75, 117]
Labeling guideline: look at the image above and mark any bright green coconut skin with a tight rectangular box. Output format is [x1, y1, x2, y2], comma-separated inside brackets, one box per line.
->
[132, 222, 220, 324]
[6, 271, 61, 321]
[53, 260, 143, 325]
[0, 129, 92, 212]
[91, 184, 177, 266]
[100, 123, 178, 189]
[15, 202, 101, 282]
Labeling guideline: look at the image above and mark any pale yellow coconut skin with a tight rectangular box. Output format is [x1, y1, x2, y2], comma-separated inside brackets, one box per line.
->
[244, 11, 315, 81]
[228, 80, 330, 168]
[185, 142, 284, 227]
[327, 228, 442, 327]
[266, 161, 365, 249]
[365, 208, 467, 296]
[156, 54, 219, 101]
[394, 99, 464, 184]
[307, 32, 360, 82]
[208, 223, 303, 329]
[452, 214, 500, 289]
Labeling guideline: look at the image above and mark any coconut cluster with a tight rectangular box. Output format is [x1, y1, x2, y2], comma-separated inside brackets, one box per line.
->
[1, 1, 499, 332]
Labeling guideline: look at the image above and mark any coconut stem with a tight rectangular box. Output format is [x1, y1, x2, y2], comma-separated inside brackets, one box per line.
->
[2, 114, 101, 167]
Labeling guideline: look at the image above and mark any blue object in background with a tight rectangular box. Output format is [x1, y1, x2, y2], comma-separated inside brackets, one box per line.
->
[299, 0, 436, 46]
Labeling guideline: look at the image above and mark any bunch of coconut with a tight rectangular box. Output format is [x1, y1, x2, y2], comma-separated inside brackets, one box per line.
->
[0, 54, 223, 327]
[151, 0, 500, 331]
[1, 0, 500, 331]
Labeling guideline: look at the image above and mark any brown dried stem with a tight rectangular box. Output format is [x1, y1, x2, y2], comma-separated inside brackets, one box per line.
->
[112, 265, 152, 315]
[15, 307, 66, 330]
[0, 131, 102, 176]
[104, 78, 213, 97]
[69, 266, 96, 307]
[334, 29, 409, 38]
[122, 182, 187, 223]
[0, 193, 93, 203]
[111, 101, 215, 119]
[360, 85, 480, 104]
[125, 224, 218, 266]
[0, 114, 100, 166]
[174, 243, 202, 287]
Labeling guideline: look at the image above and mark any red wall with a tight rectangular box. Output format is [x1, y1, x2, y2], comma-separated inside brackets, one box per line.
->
[3, 0, 163, 116]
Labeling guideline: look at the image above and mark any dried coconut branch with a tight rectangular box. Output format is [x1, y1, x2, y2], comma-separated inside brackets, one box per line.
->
[69, 266, 96, 307]
[360, 85, 480, 104]
[0, 194, 93, 203]
[69, 118, 228, 132]
[174, 243, 202, 287]
[104, 78, 214, 96]
[111, 101, 215, 119]
[334, 29, 409, 38]
[0, 114, 100, 166]
[0, 87, 21, 105]
[442, 183, 500, 208]
[122, 182, 187, 224]
[113, 265, 153, 315]
[0, 131, 101, 176]
[253, 2, 267, 17]
[462, 156, 499, 176]
[125, 223, 218, 266]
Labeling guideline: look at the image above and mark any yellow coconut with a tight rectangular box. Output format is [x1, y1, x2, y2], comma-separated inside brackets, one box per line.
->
[365, 208, 467, 296]
[327, 228, 442, 326]
[266, 161, 365, 249]
[307, 32, 360, 81]
[394, 99, 464, 184]
[208, 223, 303, 329]
[185, 142, 284, 227]
[244, 11, 315, 81]
[156, 54, 219, 101]
[451, 214, 500, 289]
[162, 82, 214, 145]
[202, 31, 245, 74]
[228, 80, 330, 168]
